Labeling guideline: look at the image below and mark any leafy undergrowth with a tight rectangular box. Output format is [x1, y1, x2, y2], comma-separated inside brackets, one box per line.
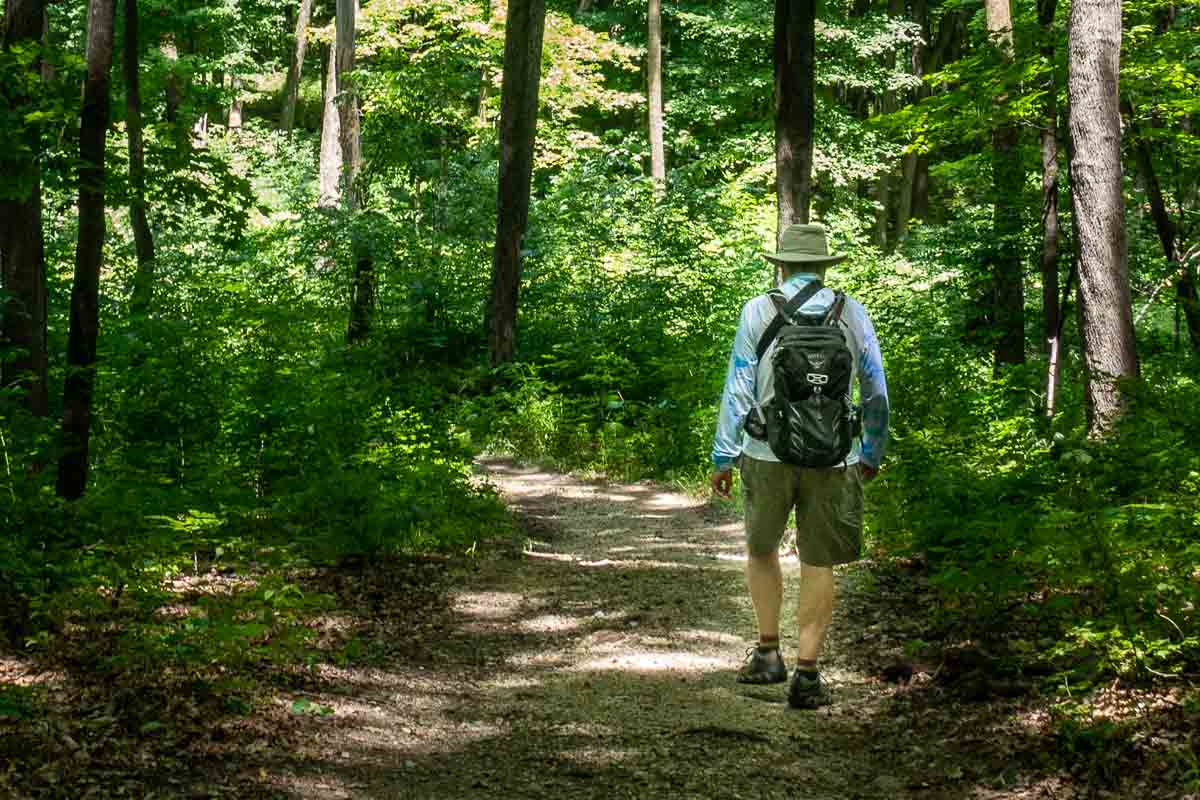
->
[0, 553, 473, 798]
[839, 555, 1200, 797]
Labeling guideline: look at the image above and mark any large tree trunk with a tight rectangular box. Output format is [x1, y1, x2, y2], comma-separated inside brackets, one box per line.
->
[895, 0, 929, 244]
[647, 0, 666, 193]
[1124, 103, 1200, 351]
[985, 0, 1025, 372]
[40, 8, 54, 82]
[486, 0, 546, 364]
[774, 0, 816, 246]
[910, 9, 966, 224]
[317, 42, 341, 209]
[1068, 0, 1137, 437]
[335, 0, 373, 342]
[871, 0, 905, 252]
[281, 0, 313, 132]
[1, 0, 49, 418]
[1038, 0, 1060, 357]
[58, 0, 117, 499]
[125, 0, 157, 315]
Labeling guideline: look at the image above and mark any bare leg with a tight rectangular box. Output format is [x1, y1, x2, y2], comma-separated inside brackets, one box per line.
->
[794, 561, 834, 663]
[746, 551, 783, 641]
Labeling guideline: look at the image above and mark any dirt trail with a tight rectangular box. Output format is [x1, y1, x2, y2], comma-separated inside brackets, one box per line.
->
[267, 458, 1063, 800]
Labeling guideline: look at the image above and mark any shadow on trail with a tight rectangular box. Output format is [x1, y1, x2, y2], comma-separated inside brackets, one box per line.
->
[252, 460, 1094, 800]
[4, 461, 1179, 798]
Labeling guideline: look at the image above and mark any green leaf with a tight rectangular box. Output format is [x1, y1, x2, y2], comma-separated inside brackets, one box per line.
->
[290, 698, 334, 716]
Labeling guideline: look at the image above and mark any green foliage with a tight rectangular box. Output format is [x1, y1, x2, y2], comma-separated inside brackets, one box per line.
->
[0, 685, 38, 721]
[0, 119, 506, 686]
[1052, 709, 1136, 786]
[290, 697, 335, 715]
[5, 0, 1200, 725]
[853, 222, 1200, 679]
[98, 577, 331, 676]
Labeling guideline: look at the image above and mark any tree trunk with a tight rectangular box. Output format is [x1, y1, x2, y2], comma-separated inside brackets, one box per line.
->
[1124, 102, 1200, 351]
[896, 155, 916, 243]
[317, 42, 341, 209]
[911, 3, 959, 224]
[0, 0, 49, 418]
[58, 0, 117, 499]
[912, 8, 966, 225]
[912, 156, 929, 219]
[895, 0, 929, 243]
[479, 0, 493, 125]
[281, 0, 313, 132]
[228, 77, 243, 128]
[486, 0, 546, 364]
[125, 0, 156, 315]
[1046, 253, 1078, 419]
[1178, 270, 1200, 349]
[1038, 0, 1060, 355]
[1155, 3, 1200, 349]
[1039, 0, 1063, 416]
[930, 9, 966, 73]
[647, 0, 666, 192]
[40, 7, 54, 83]
[774, 0, 816, 246]
[870, 0, 904, 252]
[335, 0, 373, 342]
[985, 0, 1025, 371]
[1068, 0, 1138, 437]
[163, 37, 180, 123]
[1049, 98, 1082, 420]
[872, 173, 890, 249]
[984, 0, 1014, 51]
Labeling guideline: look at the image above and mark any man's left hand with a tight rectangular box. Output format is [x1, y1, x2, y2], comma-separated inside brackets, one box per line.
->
[711, 469, 733, 498]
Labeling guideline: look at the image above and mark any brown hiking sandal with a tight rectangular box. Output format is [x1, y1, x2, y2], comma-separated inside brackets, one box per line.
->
[736, 646, 788, 685]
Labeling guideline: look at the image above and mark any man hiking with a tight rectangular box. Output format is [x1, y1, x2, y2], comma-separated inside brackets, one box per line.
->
[710, 223, 889, 709]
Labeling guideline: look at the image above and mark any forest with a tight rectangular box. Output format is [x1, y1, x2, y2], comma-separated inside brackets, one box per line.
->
[1, 0, 1199, 796]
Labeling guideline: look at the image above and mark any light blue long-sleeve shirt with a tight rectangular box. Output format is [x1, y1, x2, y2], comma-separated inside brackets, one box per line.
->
[712, 272, 890, 471]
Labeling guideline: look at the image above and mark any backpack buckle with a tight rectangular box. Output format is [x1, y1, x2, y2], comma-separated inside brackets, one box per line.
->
[744, 403, 769, 440]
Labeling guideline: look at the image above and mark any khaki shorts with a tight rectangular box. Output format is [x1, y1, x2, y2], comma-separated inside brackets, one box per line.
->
[739, 455, 865, 566]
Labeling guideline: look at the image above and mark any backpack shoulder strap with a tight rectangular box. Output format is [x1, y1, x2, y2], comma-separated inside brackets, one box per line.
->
[823, 290, 847, 326]
[754, 280, 824, 361]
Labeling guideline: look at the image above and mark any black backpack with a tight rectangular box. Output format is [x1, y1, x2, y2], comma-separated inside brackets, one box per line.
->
[744, 280, 860, 468]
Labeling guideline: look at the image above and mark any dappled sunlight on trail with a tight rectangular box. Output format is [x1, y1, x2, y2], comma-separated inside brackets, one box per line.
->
[251, 458, 1099, 800]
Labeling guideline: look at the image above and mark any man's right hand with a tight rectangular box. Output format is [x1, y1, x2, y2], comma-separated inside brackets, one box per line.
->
[711, 469, 733, 499]
[859, 463, 879, 482]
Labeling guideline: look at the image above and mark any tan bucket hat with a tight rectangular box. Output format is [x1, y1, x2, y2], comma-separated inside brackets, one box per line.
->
[760, 223, 847, 265]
